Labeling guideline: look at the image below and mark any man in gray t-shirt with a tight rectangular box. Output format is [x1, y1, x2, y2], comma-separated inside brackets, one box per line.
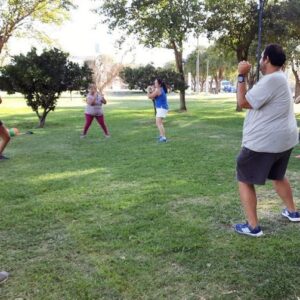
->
[234, 44, 300, 237]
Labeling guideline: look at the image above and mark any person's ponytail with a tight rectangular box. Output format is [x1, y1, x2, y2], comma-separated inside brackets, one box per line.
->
[157, 78, 168, 94]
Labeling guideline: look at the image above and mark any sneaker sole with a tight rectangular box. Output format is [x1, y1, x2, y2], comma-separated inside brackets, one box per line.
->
[0, 277, 8, 284]
[234, 228, 264, 237]
[281, 212, 300, 222]
[0, 272, 9, 284]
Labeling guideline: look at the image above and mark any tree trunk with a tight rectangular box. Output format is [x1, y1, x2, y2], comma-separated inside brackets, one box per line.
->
[295, 79, 300, 99]
[172, 40, 186, 111]
[0, 40, 4, 55]
[217, 67, 224, 93]
[292, 66, 300, 99]
[36, 110, 49, 128]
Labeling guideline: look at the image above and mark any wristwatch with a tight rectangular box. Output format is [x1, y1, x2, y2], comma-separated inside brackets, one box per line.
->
[238, 74, 245, 83]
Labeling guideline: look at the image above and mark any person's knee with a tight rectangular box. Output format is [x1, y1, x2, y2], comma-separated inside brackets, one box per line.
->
[272, 177, 288, 186]
[0, 129, 10, 142]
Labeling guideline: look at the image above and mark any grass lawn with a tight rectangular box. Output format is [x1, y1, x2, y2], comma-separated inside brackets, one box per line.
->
[0, 93, 300, 299]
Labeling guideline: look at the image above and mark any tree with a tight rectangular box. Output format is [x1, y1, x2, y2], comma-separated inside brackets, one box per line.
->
[206, 45, 236, 93]
[64, 61, 93, 96]
[0, 48, 92, 128]
[185, 45, 236, 93]
[96, 0, 205, 111]
[205, 0, 300, 109]
[205, 0, 259, 62]
[185, 46, 208, 92]
[264, 0, 300, 99]
[120, 64, 187, 114]
[120, 65, 186, 93]
[85, 55, 123, 92]
[287, 41, 300, 99]
[120, 64, 157, 92]
[0, 0, 75, 54]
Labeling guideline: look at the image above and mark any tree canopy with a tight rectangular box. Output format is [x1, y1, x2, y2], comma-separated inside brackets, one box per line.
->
[0, 0, 75, 54]
[0, 48, 92, 127]
[96, 0, 205, 111]
[120, 64, 186, 93]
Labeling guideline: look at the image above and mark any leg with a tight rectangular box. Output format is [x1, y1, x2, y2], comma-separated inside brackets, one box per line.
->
[0, 124, 11, 155]
[95, 115, 109, 136]
[82, 114, 94, 135]
[156, 117, 166, 138]
[238, 181, 259, 228]
[273, 177, 297, 212]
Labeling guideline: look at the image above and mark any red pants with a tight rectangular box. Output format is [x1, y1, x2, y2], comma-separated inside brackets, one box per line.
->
[83, 114, 109, 135]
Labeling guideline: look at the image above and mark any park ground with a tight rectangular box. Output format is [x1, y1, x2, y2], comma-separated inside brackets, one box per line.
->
[0, 93, 300, 300]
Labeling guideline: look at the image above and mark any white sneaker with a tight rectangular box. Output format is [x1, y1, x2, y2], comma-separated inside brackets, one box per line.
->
[0, 271, 9, 284]
[281, 208, 300, 222]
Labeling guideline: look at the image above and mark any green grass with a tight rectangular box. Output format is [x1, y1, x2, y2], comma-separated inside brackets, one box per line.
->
[1, 93, 300, 300]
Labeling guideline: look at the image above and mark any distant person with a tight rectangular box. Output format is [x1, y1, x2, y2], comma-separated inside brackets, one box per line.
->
[0, 96, 11, 160]
[147, 78, 169, 143]
[81, 84, 110, 138]
[0, 271, 9, 284]
[235, 44, 300, 237]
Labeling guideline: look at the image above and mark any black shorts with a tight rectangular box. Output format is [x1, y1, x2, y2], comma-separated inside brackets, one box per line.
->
[236, 147, 293, 185]
[0, 120, 2, 126]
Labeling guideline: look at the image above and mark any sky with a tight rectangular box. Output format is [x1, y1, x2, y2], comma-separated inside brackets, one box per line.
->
[7, 0, 208, 67]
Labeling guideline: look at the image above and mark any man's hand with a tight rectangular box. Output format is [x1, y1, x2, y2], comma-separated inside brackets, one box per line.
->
[238, 61, 251, 75]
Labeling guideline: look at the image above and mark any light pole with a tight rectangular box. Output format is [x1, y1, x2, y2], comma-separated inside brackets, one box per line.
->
[196, 37, 200, 93]
[256, 0, 265, 81]
[206, 59, 209, 95]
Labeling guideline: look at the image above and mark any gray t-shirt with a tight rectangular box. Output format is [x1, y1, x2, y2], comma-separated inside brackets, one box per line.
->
[85, 93, 103, 116]
[243, 71, 298, 153]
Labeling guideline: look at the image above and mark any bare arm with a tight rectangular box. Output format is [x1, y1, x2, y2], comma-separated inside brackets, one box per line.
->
[237, 61, 253, 109]
[100, 93, 107, 104]
[147, 88, 161, 100]
[0, 96, 2, 105]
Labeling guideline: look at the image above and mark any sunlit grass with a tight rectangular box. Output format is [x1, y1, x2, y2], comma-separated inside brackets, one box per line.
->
[0, 93, 300, 299]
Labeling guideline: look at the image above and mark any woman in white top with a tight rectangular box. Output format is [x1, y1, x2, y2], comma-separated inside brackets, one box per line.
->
[81, 84, 110, 138]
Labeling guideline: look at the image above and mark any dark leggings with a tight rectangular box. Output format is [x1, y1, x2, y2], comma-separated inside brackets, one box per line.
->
[83, 114, 109, 135]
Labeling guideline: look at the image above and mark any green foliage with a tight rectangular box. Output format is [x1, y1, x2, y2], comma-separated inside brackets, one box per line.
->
[205, 0, 259, 61]
[0, 0, 76, 53]
[205, 0, 300, 64]
[120, 64, 187, 93]
[264, 0, 300, 47]
[185, 44, 236, 92]
[0, 48, 91, 127]
[99, 0, 205, 48]
[64, 61, 93, 96]
[97, 0, 206, 110]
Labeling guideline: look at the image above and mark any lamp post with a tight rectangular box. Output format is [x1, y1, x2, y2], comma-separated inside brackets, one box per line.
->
[196, 37, 200, 93]
[256, 0, 265, 81]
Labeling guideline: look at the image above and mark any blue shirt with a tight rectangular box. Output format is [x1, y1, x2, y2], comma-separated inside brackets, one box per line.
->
[155, 88, 168, 110]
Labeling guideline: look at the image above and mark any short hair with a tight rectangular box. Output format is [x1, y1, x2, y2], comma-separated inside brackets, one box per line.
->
[263, 44, 286, 67]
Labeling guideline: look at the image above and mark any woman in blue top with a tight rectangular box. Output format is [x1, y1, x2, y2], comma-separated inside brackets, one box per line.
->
[147, 78, 169, 142]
